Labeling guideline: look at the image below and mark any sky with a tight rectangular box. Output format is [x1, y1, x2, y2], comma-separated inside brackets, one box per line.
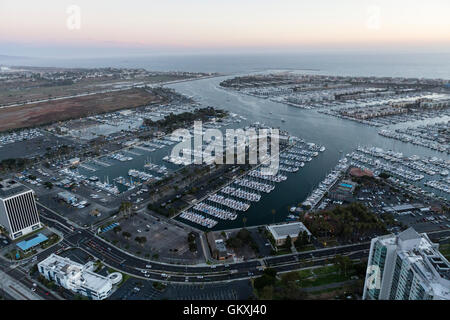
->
[0, 0, 449, 58]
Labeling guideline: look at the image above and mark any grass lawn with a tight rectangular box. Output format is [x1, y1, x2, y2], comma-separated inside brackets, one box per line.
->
[313, 264, 340, 275]
[301, 272, 353, 287]
[282, 264, 356, 288]
[106, 267, 130, 287]
[297, 269, 313, 279]
[322, 240, 339, 247]
[4, 248, 37, 260]
[296, 244, 316, 252]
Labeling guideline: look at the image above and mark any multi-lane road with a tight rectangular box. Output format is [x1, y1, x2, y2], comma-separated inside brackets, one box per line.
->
[10, 202, 448, 298]
[36, 204, 372, 282]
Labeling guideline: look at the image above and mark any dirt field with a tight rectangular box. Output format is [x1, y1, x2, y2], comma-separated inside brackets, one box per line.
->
[0, 74, 194, 106]
[0, 88, 164, 132]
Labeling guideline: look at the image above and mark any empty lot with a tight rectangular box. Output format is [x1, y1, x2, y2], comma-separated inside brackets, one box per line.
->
[0, 88, 163, 132]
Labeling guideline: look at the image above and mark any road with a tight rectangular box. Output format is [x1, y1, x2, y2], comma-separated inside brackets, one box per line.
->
[36, 203, 370, 283]
[0, 75, 219, 110]
[0, 262, 59, 300]
[6, 202, 449, 299]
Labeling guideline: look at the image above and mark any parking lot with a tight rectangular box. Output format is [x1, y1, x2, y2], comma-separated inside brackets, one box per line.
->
[319, 174, 450, 234]
[394, 210, 450, 233]
[110, 278, 254, 300]
[109, 279, 163, 300]
[162, 281, 253, 300]
[102, 211, 204, 264]
[38, 191, 112, 227]
[0, 130, 76, 161]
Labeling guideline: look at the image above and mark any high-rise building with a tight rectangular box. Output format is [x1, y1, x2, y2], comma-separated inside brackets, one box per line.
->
[0, 179, 41, 240]
[363, 227, 450, 300]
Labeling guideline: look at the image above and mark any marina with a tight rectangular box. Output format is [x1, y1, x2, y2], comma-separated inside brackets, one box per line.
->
[302, 158, 350, 210]
[347, 146, 450, 199]
[175, 137, 325, 229]
[179, 211, 218, 229]
[379, 120, 449, 154]
[164, 74, 450, 230]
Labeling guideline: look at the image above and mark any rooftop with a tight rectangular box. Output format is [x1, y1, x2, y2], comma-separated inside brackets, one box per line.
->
[267, 222, 311, 240]
[378, 228, 450, 299]
[16, 233, 48, 251]
[215, 239, 227, 253]
[0, 179, 30, 199]
[383, 204, 418, 213]
[398, 227, 420, 242]
[39, 254, 112, 293]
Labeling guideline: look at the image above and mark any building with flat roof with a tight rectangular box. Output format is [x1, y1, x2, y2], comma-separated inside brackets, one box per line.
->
[0, 179, 41, 240]
[57, 191, 77, 204]
[363, 228, 450, 300]
[349, 167, 374, 178]
[16, 233, 48, 251]
[267, 222, 311, 246]
[214, 239, 231, 260]
[38, 254, 114, 300]
[382, 203, 423, 213]
[68, 157, 80, 166]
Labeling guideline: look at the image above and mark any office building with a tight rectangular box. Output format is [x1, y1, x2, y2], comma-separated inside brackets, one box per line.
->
[363, 228, 450, 300]
[0, 179, 41, 240]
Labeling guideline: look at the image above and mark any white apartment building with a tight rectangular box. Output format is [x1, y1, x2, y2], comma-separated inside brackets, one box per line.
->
[363, 228, 450, 300]
[38, 254, 117, 300]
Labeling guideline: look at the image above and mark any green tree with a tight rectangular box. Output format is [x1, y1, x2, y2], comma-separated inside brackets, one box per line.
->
[43, 181, 53, 189]
[284, 235, 292, 250]
[294, 231, 309, 249]
[122, 231, 131, 239]
[334, 254, 352, 276]
[135, 236, 147, 246]
[119, 201, 132, 215]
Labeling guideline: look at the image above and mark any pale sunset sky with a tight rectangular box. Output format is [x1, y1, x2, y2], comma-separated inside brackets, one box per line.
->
[0, 0, 449, 57]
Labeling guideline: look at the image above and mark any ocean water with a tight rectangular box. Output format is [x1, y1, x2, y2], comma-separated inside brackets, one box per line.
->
[2, 52, 450, 79]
